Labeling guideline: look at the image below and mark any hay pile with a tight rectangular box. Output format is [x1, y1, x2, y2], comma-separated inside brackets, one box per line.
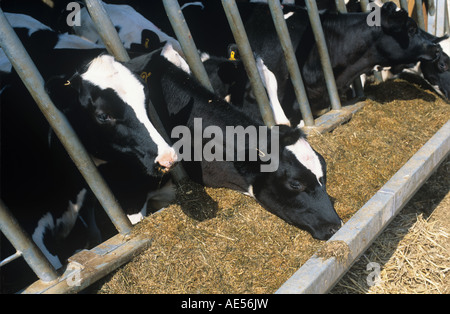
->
[94, 79, 449, 294]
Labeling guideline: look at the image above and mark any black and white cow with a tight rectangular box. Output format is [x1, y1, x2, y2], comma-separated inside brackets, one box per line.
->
[420, 41, 450, 98]
[242, 2, 444, 121]
[128, 46, 342, 240]
[2, 13, 178, 175]
[1, 16, 178, 291]
[71, 3, 183, 54]
[343, 0, 450, 100]
[160, 2, 443, 124]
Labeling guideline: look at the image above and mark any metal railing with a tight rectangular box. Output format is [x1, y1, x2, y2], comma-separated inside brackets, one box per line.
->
[0, 0, 446, 293]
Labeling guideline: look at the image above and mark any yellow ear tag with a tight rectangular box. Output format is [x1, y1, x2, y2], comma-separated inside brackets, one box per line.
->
[229, 51, 236, 61]
[140, 71, 151, 82]
[144, 38, 150, 49]
[64, 80, 71, 86]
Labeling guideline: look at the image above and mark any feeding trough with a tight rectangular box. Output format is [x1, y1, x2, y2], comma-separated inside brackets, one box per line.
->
[1, 0, 448, 294]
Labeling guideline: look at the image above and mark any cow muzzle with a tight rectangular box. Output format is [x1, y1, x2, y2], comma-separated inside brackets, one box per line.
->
[155, 148, 178, 174]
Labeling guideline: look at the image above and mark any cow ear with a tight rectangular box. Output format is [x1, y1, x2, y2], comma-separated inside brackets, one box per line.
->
[217, 60, 243, 84]
[381, 2, 408, 33]
[141, 29, 164, 51]
[433, 34, 449, 44]
[124, 51, 155, 75]
[277, 125, 304, 147]
[45, 74, 81, 112]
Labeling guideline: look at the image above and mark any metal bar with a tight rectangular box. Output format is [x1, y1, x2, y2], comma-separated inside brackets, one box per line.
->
[400, 0, 409, 13]
[22, 233, 152, 294]
[0, 200, 59, 282]
[0, 8, 133, 235]
[360, 0, 383, 83]
[0, 251, 23, 267]
[162, 0, 214, 92]
[445, 0, 450, 34]
[336, 0, 365, 98]
[267, 0, 314, 127]
[335, 0, 346, 12]
[360, 0, 370, 12]
[277, 120, 450, 294]
[83, 0, 130, 62]
[221, 0, 276, 127]
[304, 0, 342, 111]
[83, 0, 187, 182]
[415, 0, 427, 30]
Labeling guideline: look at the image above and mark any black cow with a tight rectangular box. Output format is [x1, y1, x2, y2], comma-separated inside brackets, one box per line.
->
[127, 46, 342, 241]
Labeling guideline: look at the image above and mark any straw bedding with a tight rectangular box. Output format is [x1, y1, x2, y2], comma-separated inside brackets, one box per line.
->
[93, 78, 449, 294]
[331, 157, 450, 294]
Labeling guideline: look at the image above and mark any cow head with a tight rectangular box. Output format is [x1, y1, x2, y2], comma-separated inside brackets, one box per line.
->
[46, 54, 177, 177]
[421, 45, 450, 99]
[235, 125, 341, 240]
[378, 2, 440, 63]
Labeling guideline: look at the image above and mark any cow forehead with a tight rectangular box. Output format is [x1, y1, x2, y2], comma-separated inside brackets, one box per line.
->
[80, 55, 170, 155]
[81, 55, 145, 108]
[285, 138, 323, 185]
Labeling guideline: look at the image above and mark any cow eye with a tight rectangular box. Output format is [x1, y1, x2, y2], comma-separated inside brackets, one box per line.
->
[289, 181, 305, 191]
[438, 61, 449, 72]
[95, 112, 115, 124]
[407, 23, 417, 36]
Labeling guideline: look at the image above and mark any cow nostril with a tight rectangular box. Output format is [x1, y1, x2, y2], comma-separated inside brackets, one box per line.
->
[156, 160, 174, 173]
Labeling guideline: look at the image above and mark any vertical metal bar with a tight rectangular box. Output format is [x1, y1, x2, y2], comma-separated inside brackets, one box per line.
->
[83, 0, 130, 62]
[336, 0, 365, 98]
[400, 0, 409, 13]
[335, 0, 346, 12]
[429, 0, 437, 36]
[0, 200, 59, 282]
[415, 0, 427, 30]
[360, 0, 370, 12]
[267, 0, 314, 126]
[0, 8, 133, 235]
[445, 0, 450, 34]
[360, 0, 383, 83]
[162, 0, 214, 92]
[304, 0, 342, 110]
[221, 0, 276, 127]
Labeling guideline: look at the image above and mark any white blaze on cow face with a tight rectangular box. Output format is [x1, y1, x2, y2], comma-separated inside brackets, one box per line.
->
[286, 138, 324, 186]
[80, 55, 177, 168]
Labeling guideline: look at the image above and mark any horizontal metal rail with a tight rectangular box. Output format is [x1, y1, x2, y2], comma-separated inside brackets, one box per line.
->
[277, 120, 450, 294]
